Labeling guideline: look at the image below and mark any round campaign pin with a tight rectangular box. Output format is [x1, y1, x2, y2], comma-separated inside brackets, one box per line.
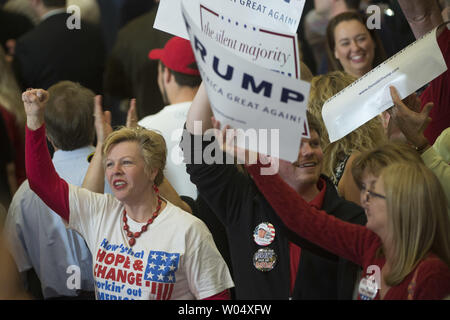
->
[358, 275, 379, 300]
[253, 222, 276, 246]
[253, 248, 277, 272]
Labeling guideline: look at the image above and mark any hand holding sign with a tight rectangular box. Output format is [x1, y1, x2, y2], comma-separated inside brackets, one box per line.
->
[211, 116, 278, 174]
[387, 86, 433, 151]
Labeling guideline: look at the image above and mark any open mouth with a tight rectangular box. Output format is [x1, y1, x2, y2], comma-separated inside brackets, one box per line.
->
[113, 180, 127, 189]
[293, 162, 316, 168]
[350, 54, 365, 63]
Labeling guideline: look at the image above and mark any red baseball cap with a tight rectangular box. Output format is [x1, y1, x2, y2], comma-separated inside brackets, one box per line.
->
[149, 37, 200, 76]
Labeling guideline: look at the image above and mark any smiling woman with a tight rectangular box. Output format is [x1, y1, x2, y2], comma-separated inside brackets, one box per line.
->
[325, 11, 386, 78]
[246, 159, 450, 299]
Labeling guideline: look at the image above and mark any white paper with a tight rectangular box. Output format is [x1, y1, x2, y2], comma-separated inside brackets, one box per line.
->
[154, 0, 193, 39]
[322, 26, 448, 143]
[199, 3, 301, 78]
[155, 0, 306, 39]
[181, 0, 311, 162]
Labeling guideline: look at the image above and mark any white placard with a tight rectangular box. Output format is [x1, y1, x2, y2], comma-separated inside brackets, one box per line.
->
[322, 26, 448, 143]
[181, 0, 311, 162]
[206, 0, 306, 34]
[155, 0, 306, 39]
[199, 4, 300, 78]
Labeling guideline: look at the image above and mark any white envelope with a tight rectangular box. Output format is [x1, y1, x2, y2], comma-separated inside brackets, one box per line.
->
[322, 25, 448, 143]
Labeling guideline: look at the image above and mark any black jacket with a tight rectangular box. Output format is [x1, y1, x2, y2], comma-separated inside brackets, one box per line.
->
[0, 9, 33, 52]
[182, 130, 366, 299]
[13, 13, 105, 93]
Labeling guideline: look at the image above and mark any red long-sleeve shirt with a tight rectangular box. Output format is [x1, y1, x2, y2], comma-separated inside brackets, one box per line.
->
[421, 27, 450, 144]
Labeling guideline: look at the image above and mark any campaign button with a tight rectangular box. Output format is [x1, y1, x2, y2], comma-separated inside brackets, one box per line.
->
[358, 275, 379, 300]
[253, 248, 277, 272]
[253, 222, 276, 246]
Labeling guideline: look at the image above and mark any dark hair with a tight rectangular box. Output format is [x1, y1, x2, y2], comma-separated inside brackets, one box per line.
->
[42, 0, 66, 7]
[344, 0, 361, 10]
[160, 62, 201, 88]
[325, 11, 386, 73]
[45, 81, 95, 150]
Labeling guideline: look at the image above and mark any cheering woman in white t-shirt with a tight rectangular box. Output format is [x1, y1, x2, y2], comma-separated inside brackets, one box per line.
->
[22, 89, 234, 300]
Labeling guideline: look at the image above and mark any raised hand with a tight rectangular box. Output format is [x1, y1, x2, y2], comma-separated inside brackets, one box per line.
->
[388, 85, 433, 151]
[22, 89, 49, 130]
[93, 95, 112, 145]
[126, 98, 138, 128]
[210, 117, 274, 170]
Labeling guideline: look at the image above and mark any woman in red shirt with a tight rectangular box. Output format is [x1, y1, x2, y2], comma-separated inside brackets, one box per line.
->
[245, 154, 450, 300]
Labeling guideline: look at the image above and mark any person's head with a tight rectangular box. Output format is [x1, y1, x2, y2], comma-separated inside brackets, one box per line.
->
[45, 81, 95, 150]
[326, 11, 386, 78]
[351, 142, 424, 198]
[149, 36, 201, 104]
[102, 127, 167, 203]
[366, 162, 450, 286]
[258, 227, 267, 238]
[278, 111, 324, 194]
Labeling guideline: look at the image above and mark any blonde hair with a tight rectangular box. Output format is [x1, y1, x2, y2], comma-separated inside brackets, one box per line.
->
[308, 71, 387, 181]
[381, 162, 450, 286]
[102, 127, 167, 186]
[0, 46, 25, 127]
[308, 71, 357, 147]
[351, 142, 423, 188]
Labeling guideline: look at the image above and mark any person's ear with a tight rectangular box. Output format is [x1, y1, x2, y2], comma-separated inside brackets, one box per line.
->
[148, 167, 159, 183]
[163, 67, 173, 85]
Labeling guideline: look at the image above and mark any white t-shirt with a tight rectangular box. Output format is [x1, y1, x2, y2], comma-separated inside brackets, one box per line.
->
[67, 185, 234, 300]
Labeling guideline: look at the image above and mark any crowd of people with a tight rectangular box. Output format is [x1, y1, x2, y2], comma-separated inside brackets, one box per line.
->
[0, 0, 449, 300]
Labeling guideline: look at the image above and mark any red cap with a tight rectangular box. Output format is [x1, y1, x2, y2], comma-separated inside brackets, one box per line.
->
[149, 37, 200, 76]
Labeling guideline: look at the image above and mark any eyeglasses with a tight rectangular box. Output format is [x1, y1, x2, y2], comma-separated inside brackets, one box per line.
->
[366, 190, 386, 200]
[361, 185, 386, 201]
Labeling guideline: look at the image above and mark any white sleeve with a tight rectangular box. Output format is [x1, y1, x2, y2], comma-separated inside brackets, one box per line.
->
[183, 220, 234, 299]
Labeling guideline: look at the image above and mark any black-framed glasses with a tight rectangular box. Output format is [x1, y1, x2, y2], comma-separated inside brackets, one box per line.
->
[366, 190, 386, 201]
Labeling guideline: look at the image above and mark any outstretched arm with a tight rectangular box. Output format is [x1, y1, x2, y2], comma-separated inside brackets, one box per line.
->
[245, 160, 376, 267]
[23, 89, 70, 221]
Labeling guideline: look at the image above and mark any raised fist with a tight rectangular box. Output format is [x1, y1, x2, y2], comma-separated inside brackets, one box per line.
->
[22, 89, 49, 130]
